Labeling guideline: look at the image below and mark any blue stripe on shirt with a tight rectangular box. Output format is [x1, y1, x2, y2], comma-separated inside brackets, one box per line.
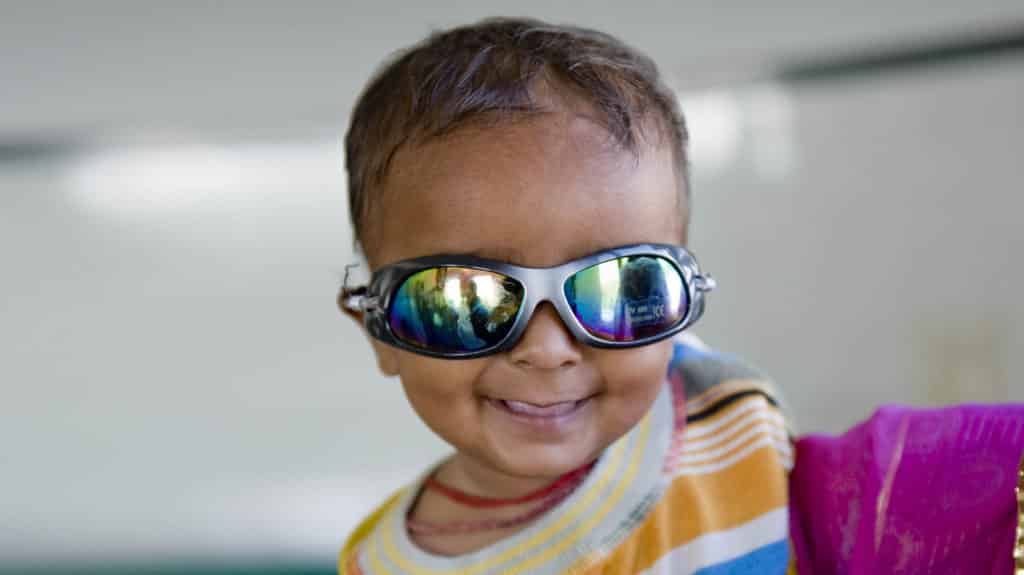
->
[691, 539, 790, 575]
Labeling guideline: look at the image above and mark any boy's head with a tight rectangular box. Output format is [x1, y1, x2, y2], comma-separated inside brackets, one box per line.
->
[342, 18, 692, 482]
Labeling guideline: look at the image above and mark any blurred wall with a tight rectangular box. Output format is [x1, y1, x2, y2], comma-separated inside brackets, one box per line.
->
[688, 57, 1023, 434]
[1, 2, 1022, 571]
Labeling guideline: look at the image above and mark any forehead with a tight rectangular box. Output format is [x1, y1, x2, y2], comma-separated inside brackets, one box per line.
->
[364, 112, 685, 269]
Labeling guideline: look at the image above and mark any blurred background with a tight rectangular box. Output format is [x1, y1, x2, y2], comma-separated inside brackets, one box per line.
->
[2, 1, 1022, 573]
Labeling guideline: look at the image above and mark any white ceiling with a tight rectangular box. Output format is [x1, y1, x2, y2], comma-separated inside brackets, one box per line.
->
[3, 0, 1023, 142]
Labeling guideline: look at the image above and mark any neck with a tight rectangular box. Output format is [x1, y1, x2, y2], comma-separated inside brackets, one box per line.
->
[437, 454, 580, 501]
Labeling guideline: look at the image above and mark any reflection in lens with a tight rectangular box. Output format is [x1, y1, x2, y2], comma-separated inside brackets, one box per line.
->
[388, 267, 524, 353]
[565, 256, 688, 342]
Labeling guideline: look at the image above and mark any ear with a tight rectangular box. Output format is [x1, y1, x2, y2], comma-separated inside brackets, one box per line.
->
[337, 290, 400, 377]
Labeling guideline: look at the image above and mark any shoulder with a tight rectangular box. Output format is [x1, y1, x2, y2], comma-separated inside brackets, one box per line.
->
[666, 334, 794, 475]
[599, 336, 796, 573]
[669, 333, 784, 406]
[338, 488, 406, 575]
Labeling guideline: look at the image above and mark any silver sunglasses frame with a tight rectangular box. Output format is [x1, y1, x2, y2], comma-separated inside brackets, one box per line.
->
[341, 243, 716, 359]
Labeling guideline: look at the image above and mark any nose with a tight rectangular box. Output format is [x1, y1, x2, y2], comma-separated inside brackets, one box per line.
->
[506, 303, 583, 370]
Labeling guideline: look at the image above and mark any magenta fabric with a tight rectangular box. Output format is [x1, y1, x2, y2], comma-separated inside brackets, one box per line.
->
[789, 404, 1024, 574]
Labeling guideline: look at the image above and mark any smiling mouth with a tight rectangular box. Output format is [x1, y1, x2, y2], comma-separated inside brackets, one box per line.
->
[487, 395, 595, 419]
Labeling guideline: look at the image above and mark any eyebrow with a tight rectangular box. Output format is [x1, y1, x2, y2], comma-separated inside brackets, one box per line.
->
[456, 244, 621, 267]
[458, 247, 530, 265]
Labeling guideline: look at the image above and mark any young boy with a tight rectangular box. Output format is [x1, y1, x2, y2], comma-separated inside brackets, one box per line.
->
[336, 16, 1023, 575]
[337, 17, 793, 574]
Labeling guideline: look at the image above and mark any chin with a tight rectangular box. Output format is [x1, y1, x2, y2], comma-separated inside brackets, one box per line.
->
[494, 442, 601, 480]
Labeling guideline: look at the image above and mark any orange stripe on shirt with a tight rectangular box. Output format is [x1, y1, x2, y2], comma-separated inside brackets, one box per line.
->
[573, 440, 788, 574]
[673, 413, 788, 461]
[679, 394, 785, 441]
[342, 551, 364, 575]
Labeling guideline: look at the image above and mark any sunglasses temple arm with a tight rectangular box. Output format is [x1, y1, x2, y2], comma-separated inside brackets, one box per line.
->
[693, 273, 717, 293]
[341, 262, 384, 313]
[342, 289, 382, 313]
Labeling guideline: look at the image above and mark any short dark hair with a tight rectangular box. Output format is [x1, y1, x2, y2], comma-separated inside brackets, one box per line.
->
[345, 17, 689, 253]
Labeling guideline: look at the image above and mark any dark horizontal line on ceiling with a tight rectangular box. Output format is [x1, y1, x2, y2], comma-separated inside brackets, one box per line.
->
[0, 136, 88, 164]
[778, 23, 1024, 83]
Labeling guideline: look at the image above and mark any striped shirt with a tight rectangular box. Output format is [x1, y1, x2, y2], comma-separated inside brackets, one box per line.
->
[340, 335, 795, 574]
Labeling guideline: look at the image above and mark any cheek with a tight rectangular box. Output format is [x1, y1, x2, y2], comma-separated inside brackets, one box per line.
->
[393, 354, 488, 431]
[593, 341, 674, 423]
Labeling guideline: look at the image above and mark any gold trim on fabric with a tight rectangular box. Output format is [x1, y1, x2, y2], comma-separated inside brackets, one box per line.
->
[1015, 449, 1023, 575]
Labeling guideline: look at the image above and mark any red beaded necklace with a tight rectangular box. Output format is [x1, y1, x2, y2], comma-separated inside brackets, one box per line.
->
[406, 461, 596, 536]
[424, 461, 596, 508]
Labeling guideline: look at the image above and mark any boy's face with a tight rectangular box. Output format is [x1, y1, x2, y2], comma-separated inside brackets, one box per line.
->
[358, 109, 686, 480]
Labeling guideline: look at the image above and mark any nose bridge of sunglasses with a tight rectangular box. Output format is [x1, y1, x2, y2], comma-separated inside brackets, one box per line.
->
[521, 266, 568, 304]
[512, 299, 582, 347]
[504, 266, 570, 327]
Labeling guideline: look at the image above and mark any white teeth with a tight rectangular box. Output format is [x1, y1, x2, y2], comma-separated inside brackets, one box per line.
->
[501, 399, 579, 417]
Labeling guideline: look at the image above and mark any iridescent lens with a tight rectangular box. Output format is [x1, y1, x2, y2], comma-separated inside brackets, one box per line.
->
[388, 267, 525, 353]
[565, 255, 688, 342]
